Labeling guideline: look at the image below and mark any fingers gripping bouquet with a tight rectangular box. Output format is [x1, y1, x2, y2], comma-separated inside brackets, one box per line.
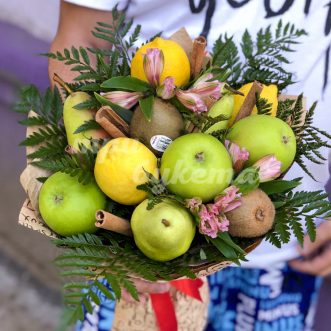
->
[16, 7, 331, 329]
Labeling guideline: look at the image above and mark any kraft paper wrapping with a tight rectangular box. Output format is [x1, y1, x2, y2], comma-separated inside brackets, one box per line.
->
[112, 277, 210, 331]
[19, 110, 55, 237]
[18, 199, 59, 239]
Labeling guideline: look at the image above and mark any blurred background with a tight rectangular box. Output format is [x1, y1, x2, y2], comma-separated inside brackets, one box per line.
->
[0, 0, 330, 330]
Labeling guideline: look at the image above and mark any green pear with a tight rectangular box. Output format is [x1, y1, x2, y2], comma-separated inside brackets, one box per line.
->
[63, 91, 108, 150]
[205, 94, 234, 133]
[131, 199, 196, 261]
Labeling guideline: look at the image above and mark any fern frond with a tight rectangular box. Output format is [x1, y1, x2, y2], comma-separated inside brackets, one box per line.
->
[213, 20, 307, 89]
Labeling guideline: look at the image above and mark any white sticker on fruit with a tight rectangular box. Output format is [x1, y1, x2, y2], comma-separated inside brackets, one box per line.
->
[150, 135, 172, 152]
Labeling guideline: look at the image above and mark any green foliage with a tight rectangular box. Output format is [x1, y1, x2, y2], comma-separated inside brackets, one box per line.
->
[15, 86, 101, 185]
[136, 169, 175, 209]
[139, 95, 154, 121]
[92, 6, 141, 68]
[172, 97, 229, 142]
[213, 20, 307, 89]
[44, 7, 143, 95]
[277, 95, 331, 179]
[32, 144, 96, 185]
[259, 178, 302, 195]
[73, 120, 101, 134]
[266, 190, 331, 247]
[14, 85, 67, 160]
[208, 233, 246, 264]
[53, 232, 200, 327]
[101, 76, 151, 92]
[45, 46, 107, 89]
[94, 93, 133, 123]
[255, 95, 272, 115]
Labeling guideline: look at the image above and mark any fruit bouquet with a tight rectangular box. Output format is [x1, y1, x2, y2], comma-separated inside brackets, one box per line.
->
[16, 7, 331, 329]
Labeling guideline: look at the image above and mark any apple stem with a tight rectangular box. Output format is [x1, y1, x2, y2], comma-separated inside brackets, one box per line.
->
[53, 73, 73, 95]
[195, 152, 205, 162]
[54, 194, 63, 204]
[161, 219, 170, 227]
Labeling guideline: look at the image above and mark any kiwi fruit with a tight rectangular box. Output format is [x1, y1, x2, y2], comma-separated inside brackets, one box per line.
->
[129, 98, 184, 155]
[226, 189, 275, 238]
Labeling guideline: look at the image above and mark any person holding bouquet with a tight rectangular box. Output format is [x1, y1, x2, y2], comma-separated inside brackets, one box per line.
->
[47, 1, 331, 330]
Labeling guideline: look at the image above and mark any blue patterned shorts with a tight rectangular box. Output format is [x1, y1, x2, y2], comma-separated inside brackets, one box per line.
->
[77, 263, 321, 331]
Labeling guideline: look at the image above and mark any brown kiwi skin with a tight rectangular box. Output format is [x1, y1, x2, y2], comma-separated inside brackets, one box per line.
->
[129, 98, 184, 155]
[226, 189, 275, 238]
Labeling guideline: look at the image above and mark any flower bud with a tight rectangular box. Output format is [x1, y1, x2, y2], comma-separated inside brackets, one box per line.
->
[225, 140, 250, 173]
[143, 48, 164, 87]
[156, 76, 176, 99]
[253, 155, 282, 182]
[192, 73, 223, 100]
[100, 91, 143, 109]
[176, 90, 208, 113]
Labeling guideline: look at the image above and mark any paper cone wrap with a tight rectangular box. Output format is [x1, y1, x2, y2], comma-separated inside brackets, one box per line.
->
[112, 278, 210, 331]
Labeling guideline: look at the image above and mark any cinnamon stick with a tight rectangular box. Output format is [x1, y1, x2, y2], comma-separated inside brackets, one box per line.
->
[234, 81, 263, 124]
[95, 210, 132, 237]
[191, 36, 207, 78]
[95, 106, 129, 138]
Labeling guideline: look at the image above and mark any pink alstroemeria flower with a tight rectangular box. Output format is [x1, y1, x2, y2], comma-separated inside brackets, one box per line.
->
[225, 140, 250, 172]
[156, 76, 176, 99]
[175, 90, 208, 113]
[185, 197, 202, 213]
[217, 215, 230, 232]
[214, 185, 242, 213]
[100, 91, 143, 109]
[191, 73, 223, 100]
[253, 155, 282, 182]
[143, 48, 164, 87]
[199, 205, 219, 238]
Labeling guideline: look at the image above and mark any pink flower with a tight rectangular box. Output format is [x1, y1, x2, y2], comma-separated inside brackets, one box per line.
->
[191, 73, 223, 100]
[176, 90, 208, 113]
[199, 205, 219, 238]
[156, 76, 176, 99]
[194, 73, 214, 85]
[100, 91, 143, 109]
[225, 140, 250, 172]
[253, 155, 282, 182]
[214, 185, 242, 213]
[185, 197, 202, 213]
[207, 203, 219, 215]
[143, 48, 164, 87]
[217, 215, 230, 232]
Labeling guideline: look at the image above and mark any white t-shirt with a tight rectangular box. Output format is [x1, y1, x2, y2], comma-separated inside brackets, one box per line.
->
[65, 0, 331, 268]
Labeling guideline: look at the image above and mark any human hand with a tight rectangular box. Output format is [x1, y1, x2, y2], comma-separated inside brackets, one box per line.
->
[290, 221, 331, 276]
[121, 278, 170, 304]
[49, 1, 113, 86]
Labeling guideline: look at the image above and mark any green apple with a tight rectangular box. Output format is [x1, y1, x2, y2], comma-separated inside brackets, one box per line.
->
[227, 115, 296, 172]
[39, 172, 106, 236]
[64, 92, 108, 150]
[131, 199, 196, 261]
[160, 133, 233, 202]
[205, 94, 234, 133]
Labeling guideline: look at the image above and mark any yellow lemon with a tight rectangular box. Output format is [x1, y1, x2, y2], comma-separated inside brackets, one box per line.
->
[229, 83, 278, 127]
[94, 138, 158, 205]
[131, 37, 190, 87]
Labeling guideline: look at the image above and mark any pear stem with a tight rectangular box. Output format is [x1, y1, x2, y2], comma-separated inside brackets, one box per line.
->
[53, 73, 73, 95]
[161, 219, 170, 227]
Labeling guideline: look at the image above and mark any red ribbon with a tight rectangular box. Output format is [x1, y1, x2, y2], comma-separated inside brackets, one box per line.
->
[150, 278, 204, 331]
